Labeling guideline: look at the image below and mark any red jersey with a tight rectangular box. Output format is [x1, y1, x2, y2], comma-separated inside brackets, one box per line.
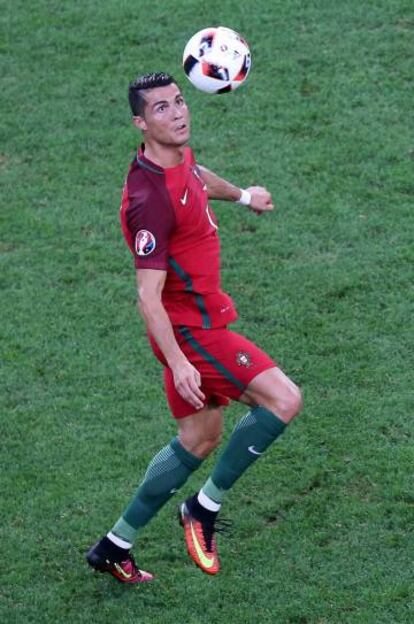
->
[120, 146, 238, 329]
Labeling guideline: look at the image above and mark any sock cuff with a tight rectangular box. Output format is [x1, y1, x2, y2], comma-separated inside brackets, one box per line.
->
[170, 436, 203, 470]
[111, 518, 137, 545]
[252, 406, 287, 436]
[202, 477, 225, 505]
[107, 531, 132, 550]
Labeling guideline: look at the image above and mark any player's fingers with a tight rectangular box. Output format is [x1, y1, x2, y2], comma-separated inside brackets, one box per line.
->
[178, 385, 203, 410]
[187, 394, 204, 410]
[252, 204, 273, 214]
[184, 388, 205, 409]
[188, 395, 204, 410]
[177, 377, 205, 409]
[191, 369, 205, 399]
[194, 368, 202, 387]
[190, 377, 206, 401]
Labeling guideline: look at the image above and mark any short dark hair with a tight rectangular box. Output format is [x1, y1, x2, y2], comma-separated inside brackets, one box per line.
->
[128, 72, 178, 116]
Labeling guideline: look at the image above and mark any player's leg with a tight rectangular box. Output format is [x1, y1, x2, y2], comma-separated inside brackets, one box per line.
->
[173, 327, 295, 573]
[176, 403, 227, 575]
[106, 403, 222, 542]
[86, 369, 223, 583]
[180, 329, 302, 554]
[199, 366, 302, 509]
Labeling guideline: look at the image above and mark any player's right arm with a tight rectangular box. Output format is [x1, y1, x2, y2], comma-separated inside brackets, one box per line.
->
[198, 165, 274, 214]
[136, 268, 205, 411]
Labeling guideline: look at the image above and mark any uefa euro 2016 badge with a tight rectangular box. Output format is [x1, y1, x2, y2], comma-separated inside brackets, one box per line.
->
[135, 229, 156, 256]
[236, 351, 252, 367]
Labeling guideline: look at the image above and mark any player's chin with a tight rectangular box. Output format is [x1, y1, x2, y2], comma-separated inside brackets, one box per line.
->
[174, 129, 190, 144]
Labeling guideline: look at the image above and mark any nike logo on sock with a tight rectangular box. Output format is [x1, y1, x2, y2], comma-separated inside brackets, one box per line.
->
[248, 445, 262, 455]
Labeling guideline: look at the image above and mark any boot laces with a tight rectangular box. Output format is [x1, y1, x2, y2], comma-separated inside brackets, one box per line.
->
[202, 517, 232, 552]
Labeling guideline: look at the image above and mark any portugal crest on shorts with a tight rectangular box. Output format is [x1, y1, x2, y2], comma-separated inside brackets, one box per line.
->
[135, 229, 156, 256]
[236, 351, 252, 367]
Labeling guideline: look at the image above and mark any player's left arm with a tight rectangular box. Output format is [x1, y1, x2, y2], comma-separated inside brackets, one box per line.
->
[198, 165, 274, 214]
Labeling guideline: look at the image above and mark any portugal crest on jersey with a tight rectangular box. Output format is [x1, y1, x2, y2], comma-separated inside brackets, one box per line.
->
[135, 229, 156, 256]
[236, 351, 252, 367]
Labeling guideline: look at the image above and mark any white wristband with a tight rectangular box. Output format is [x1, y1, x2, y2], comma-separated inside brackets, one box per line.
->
[237, 189, 251, 206]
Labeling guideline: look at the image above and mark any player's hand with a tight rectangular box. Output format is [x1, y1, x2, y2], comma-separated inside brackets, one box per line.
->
[172, 360, 206, 410]
[246, 186, 274, 215]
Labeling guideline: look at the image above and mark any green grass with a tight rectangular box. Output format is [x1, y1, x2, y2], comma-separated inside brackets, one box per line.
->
[1, 0, 413, 622]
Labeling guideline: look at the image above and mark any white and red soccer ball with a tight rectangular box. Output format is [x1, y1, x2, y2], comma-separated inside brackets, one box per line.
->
[182, 27, 251, 94]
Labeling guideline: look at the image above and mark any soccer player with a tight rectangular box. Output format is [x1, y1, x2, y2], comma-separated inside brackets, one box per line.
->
[86, 72, 302, 583]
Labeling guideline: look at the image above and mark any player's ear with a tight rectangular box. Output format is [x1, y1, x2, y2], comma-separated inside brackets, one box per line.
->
[133, 116, 147, 131]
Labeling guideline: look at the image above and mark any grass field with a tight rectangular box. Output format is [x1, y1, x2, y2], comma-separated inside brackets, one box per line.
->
[1, 0, 413, 622]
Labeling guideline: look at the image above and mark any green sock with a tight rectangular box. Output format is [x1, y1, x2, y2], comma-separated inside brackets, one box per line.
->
[111, 437, 202, 544]
[202, 406, 286, 505]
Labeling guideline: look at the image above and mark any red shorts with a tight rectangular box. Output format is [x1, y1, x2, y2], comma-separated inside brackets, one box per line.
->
[149, 326, 277, 419]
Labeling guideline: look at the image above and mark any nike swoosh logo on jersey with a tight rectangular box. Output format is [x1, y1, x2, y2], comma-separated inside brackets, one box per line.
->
[248, 445, 262, 455]
[180, 188, 188, 205]
[189, 518, 215, 569]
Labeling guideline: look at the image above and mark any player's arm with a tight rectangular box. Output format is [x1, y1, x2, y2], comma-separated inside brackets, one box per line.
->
[198, 165, 274, 214]
[136, 268, 205, 410]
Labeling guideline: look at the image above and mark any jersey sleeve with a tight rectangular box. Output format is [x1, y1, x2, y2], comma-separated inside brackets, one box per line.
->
[124, 186, 176, 270]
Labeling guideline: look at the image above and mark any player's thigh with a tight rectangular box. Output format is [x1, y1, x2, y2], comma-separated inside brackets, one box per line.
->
[163, 361, 229, 419]
[239, 367, 302, 423]
[178, 327, 277, 402]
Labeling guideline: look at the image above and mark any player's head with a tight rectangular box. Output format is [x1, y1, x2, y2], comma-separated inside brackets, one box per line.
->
[129, 72, 177, 116]
[129, 72, 190, 147]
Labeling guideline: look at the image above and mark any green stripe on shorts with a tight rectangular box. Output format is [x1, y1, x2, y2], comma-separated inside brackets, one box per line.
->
[178, 326, 245, 392]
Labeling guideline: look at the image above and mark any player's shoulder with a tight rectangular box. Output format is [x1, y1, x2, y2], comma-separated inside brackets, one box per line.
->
[124, 156, 166, 202]
[125, 154, 159, 189]
[123, 158, 175, 226]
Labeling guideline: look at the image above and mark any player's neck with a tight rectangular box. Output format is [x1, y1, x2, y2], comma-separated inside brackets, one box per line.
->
[143, 142, 186, 169]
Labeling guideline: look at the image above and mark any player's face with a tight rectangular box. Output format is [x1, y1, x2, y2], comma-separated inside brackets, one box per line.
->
[134, 83, 190, 146]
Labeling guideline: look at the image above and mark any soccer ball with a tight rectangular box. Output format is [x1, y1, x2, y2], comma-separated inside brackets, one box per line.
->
[182, 27, 251, 94]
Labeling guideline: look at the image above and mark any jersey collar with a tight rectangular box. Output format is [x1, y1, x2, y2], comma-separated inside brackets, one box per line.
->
[136, 144, 164, 175]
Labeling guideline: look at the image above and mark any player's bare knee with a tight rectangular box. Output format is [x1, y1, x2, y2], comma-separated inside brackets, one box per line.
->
[193, 436, 221, 458]
[281, 384, 303, 421]
[269, 383, 303, 423]
[202, 432, 222, 456]
[179, 431, 221, 459]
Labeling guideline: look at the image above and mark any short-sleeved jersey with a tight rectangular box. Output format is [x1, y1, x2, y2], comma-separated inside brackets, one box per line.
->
[120, 146, 238, 329]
